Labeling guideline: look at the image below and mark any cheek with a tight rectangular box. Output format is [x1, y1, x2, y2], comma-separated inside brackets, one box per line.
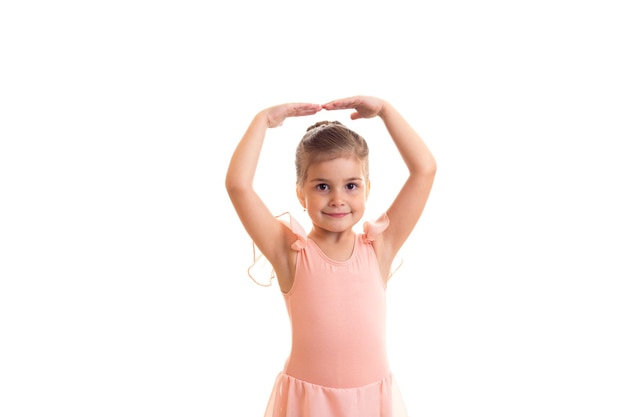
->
[353, 193, 367, 207]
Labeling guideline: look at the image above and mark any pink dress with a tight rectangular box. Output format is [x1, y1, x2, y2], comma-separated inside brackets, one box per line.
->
[262, 213, 409, 417]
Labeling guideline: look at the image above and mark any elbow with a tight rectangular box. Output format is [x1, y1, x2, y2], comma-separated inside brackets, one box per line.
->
[425, 154, 437, 172]
[224, 172, 239, 196]
[424, 153, 437, 178]
[224, 173, 233, 194]
[225, 177, 241, 197]
[225, 175, 251, 199]
[225, 166, 241, 192]
[412, 157, 437, 179]
[426, 161, 437, 185]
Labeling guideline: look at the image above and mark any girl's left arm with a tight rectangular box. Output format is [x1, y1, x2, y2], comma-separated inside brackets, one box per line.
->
[323, 96, 437, 267]
[376, 100, 437, 257]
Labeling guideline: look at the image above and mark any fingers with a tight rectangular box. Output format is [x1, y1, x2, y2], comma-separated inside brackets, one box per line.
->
[289, 103, 323, 117]
[322, 97, 360, 111]
[265, 96, 382, 129]
[323, 96, 382, 120]
[266, 103, 322, 128]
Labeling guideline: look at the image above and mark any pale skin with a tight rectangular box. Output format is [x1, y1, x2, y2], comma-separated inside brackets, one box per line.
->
[225, 96, 436, 293]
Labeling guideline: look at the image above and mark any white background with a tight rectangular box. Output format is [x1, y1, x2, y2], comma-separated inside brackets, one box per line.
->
[1, 1, 625, 416]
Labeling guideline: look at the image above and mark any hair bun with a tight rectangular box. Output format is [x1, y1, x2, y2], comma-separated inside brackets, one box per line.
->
[306, 120, 343, 132]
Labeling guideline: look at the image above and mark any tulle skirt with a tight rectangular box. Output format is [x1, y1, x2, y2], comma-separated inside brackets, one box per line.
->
[263, 372, 408, 417]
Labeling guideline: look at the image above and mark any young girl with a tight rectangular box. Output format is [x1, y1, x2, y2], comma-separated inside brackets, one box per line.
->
[225, 96, 436, 417]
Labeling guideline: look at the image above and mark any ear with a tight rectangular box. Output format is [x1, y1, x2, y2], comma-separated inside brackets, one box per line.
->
[366, 180, 371, 200]
[296, 186, 305, 208]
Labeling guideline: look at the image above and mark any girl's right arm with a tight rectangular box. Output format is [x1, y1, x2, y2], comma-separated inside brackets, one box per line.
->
[225, 103, 322, 287]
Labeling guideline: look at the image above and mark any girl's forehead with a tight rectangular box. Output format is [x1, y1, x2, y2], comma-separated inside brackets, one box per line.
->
[306, 156, 366, 178]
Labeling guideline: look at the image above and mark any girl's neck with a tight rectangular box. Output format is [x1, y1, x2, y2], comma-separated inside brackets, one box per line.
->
[308, 228, 356, 262]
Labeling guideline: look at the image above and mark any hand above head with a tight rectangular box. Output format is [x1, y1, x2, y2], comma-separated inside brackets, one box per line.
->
[264, 103, 323, 128]
[322, 96, 385, 120]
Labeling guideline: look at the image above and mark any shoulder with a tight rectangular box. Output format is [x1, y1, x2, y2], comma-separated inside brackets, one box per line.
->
[362, 212, 399, 282]
[274, 213, 307, 292]
[276, 212, 308, 251]
[362, 212, 390, 242]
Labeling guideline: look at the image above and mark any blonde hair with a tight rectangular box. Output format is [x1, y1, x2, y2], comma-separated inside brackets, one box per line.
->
[295, 121, 369, 186]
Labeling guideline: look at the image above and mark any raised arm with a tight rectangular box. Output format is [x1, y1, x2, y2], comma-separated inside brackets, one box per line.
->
[322, 96, 436, 272]
[225, 103, 322, 287]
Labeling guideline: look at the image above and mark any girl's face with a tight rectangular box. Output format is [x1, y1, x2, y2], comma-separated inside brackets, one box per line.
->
[297, 156, 369, 234]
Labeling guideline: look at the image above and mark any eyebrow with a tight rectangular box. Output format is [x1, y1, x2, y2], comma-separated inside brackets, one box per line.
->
[308, 177, 364, 183]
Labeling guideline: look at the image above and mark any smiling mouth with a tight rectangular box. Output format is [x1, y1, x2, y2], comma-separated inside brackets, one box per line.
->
[324, 212, 349, 218]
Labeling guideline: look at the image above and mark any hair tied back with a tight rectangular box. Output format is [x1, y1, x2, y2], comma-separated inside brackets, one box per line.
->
[306, 120, 343, 132]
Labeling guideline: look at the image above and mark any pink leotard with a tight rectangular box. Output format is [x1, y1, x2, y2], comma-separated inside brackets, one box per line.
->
[263, 213, 408, 417]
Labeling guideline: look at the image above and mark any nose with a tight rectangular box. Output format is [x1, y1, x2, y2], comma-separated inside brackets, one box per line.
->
[329, 190, 345, 207]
